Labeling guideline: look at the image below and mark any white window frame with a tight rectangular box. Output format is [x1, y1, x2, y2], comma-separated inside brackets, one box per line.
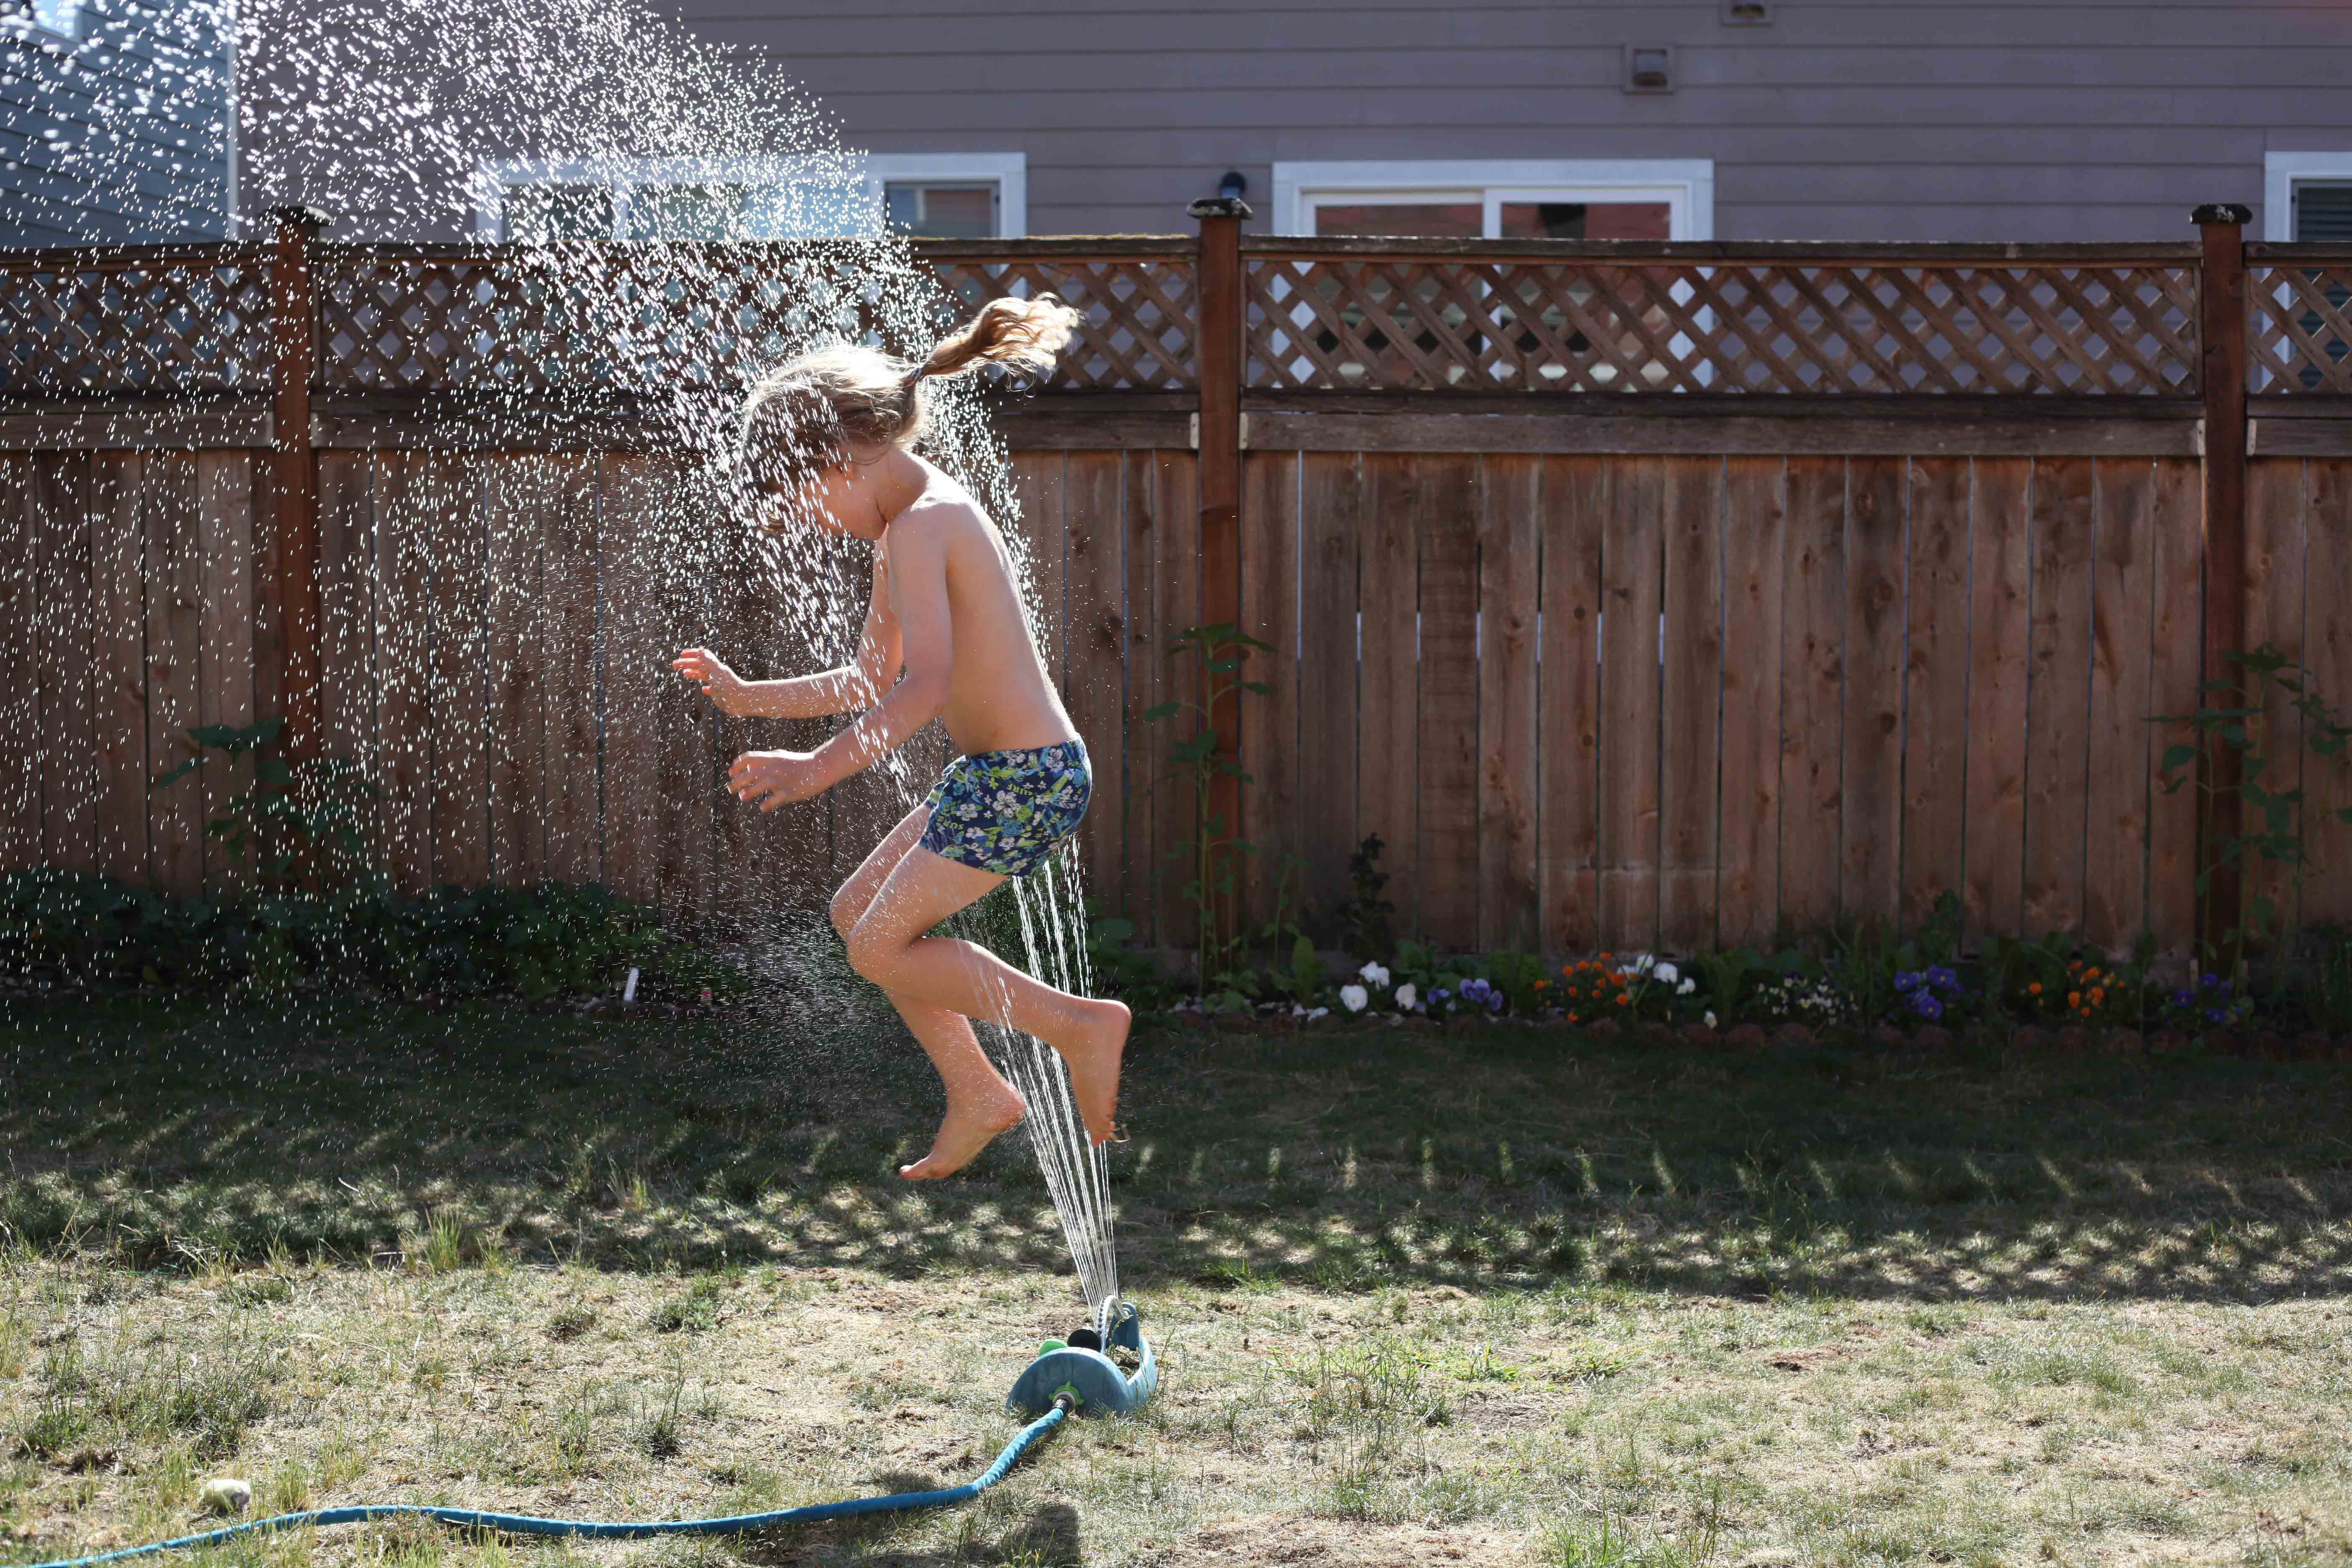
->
[472, 151, 1025, 241]
[1269, 158, 1714, 240]
[2264, 151, 2352, 242]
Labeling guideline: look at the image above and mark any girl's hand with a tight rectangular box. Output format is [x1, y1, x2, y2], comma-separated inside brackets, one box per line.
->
[727, 749, 826, 811]
[672, 647, 752, 716]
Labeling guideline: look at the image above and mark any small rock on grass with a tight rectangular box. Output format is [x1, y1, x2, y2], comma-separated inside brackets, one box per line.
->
[1725, 1022, 1768, 1050]
[1772, 1023, 1814, 1047]
[1913, 1024, 1953, 1051]
[2010, 1024, 2048, 1054]
[198, 1479, 251, 1516]
[1677, 1022, 1718, 1048]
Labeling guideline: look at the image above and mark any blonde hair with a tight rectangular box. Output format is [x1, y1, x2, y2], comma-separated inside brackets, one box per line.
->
[737, 294, 1082, 498]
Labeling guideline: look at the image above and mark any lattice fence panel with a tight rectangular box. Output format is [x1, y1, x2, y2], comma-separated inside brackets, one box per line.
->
[2249, 265, 2352, 393]
[1245, 259, 2200, 394]
[0, 249, 273, 394]
[320, 249, 1191, 393]
[930, 259, 1196, 391]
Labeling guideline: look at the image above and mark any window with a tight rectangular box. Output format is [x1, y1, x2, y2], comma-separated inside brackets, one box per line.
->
[475, 152, 1024, 241]
[1273, 160, 1713, 240]
[4, 0, 79, 39]
[2263, 154, 2352, 388]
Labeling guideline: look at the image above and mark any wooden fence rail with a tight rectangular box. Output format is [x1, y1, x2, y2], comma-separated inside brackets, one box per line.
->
[7, 204, 2352, 958]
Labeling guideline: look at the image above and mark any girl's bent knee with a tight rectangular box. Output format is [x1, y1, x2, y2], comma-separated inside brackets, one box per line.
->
[843, 921, 900, 984]
[828, 889, 867, 943]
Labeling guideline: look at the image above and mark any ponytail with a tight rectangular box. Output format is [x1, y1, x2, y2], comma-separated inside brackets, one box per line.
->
[738, 294, 1082, 497]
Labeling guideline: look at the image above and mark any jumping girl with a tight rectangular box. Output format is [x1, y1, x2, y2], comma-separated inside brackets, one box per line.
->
[671, 296, 1129, 1181]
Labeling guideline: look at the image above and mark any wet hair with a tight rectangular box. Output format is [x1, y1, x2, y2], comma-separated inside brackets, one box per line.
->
[737, 294, 1082, 502]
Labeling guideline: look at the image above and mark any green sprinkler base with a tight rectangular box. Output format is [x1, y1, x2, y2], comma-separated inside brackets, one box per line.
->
[1007, 1302, 1156, 1417]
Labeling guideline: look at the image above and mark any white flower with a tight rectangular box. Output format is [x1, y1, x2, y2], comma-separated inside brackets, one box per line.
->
[1395, 983, 1418, 1012]
[1340, 983, 1369, 1013]
[1307, 1006, 1329, 1020]
[1618, 953, 1656, 977]
[1654, 961, 1680, 984]
[1704, 1011, 1718, 1028]
[1677, 977, 1696, 995]
[1359, 961, 1391, 989]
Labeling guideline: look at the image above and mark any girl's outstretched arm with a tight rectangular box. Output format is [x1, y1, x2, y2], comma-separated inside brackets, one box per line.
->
[673, 555, 902, 718]
[727, 520, 951, 810]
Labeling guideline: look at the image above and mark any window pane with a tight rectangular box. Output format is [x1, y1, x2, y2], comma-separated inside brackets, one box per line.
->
[884, 181, 997, 238]
[1500, 201, 1672, 240]
[1312, 202, 1481, 239]
[630, 182, 749, 240]
[2296, 184, 2352, 242]
[505, 183, 615, 242]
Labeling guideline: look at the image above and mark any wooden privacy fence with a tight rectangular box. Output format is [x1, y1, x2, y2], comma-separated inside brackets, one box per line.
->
[6, 201, 2352, 957]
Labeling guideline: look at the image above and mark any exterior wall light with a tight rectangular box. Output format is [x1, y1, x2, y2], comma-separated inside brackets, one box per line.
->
[1624, 46, 1674, 93]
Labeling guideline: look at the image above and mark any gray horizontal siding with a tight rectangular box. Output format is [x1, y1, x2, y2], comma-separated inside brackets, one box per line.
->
[650, 0, 2352, 242]
[0, 0, 230, 245]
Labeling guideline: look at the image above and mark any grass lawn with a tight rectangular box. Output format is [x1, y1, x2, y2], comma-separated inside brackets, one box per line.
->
[3, 996, 2351, 1565]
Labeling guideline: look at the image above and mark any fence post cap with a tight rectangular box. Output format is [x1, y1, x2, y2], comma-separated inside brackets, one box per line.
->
[1186, 197, 1253, 222]
[268, 204, 331, 230]
[2191, 203, 2253, 227]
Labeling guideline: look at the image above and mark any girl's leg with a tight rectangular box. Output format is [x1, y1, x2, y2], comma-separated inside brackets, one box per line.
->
[830, 802, 1026, 1180]
[844, 846, 1130, 1148]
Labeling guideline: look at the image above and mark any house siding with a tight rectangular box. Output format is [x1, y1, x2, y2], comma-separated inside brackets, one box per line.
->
[656, 0, 2352, 241]
[0, 0, 232, 246]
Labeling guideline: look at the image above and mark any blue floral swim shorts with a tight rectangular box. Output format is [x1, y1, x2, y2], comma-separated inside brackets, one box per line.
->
[918, 740, 1092, 878]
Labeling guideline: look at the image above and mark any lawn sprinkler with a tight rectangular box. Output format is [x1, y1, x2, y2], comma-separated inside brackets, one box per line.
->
[26, 1301, 1158, 1568]
[1007, 1300, 1157, 1417]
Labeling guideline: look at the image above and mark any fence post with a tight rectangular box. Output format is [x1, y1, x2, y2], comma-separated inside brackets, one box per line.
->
[268, 204, 328, 762]
[2194, 201, 2253, 965]
[1188, 192, 1250, 944]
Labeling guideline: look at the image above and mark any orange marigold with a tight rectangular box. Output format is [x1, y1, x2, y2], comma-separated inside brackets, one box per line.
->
[2067, 990, 2081, 1008]
[2028, 982, 2043, 995]
[2089, 986, 2105, 1005]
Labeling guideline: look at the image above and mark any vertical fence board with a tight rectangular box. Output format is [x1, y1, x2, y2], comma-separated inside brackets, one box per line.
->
[2302, 459, 2352, 928]
[143, 455, 203, 895]
[2244, 459, 2308, 940]
[649, 461, 714, 919]
[1539, 456, 1604, 954]
[1360, 454, 1422, 936]
[374, 455, 435, 895]
[1842, 456, 1906, 931]
[1113, 452, 1161, 939]
[1477, 454, 1540, 952]
[1902, 457, 1971, 932]
[1011, 454, 1069, 686]
[195, 453, 254, 890]
[1297, 452, 1363, 930]
[1965, 459, 2033, 939]
[1780, 456, 1846, 932]
[596, 454, 660, 905]
[1063, 452, 1126, 916]
[2085, 459, 2157, 949]
[1659, 456, 1723, 952]
[1598, 454, 1663, 952]
[1416, 455, 1480, 945]
[0, 459, 40, 872]
[91, 454, 148, 885]
[1151, 453, 1201, 949]
[317, 453, 381, 869]
[34, 456, 97, 875]
[2023, 458, 2096, 938]
[250, 454, 284, 744]
[2146, 458, 2204, 960]
[540, 458, 601, 889]
[485, 456, 548, 887]
[709, 524, 830, 921]
[1717, 457, 1785, 947]
[423, 454, 490, 892]
[1239, 450, 1299, 929]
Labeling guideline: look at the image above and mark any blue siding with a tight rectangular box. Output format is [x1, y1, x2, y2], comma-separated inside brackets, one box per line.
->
[0, 0, 231, 245]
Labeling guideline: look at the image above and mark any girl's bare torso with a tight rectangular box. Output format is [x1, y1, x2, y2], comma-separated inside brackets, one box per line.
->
[878, 472, 1077, 758]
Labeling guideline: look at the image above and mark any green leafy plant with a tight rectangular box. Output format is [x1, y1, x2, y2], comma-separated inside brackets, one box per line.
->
[2157, 642, 2352, 968]
[151, 717, 378, 891]
[1333, 834, 1397, 962]
[1143, 622, 1274, 992]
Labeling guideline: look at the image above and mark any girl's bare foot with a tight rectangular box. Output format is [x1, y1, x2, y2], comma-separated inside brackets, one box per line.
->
[1052, 997, 1130, 1146]
[900, 1083, 1026, 1179]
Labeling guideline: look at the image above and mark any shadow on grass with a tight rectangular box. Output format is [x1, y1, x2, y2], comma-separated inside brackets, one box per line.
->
[737, 1499, 1081, 1567]
[5, 999, 2351, 1304]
